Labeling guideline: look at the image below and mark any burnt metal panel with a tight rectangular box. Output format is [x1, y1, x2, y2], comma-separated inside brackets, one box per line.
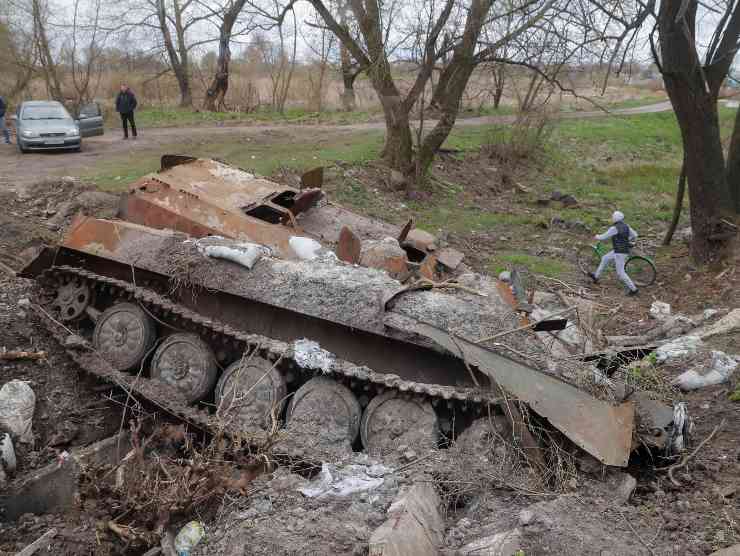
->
[384, 313, 635, 467]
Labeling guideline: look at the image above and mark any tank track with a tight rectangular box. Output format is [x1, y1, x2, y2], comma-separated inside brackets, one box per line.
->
[33, 265, 499, 439]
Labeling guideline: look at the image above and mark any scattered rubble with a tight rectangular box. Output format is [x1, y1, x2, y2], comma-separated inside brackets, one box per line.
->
[694, 308, 740, 339]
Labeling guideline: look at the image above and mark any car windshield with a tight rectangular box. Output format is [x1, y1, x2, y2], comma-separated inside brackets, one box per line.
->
[22, 105, 70, 121]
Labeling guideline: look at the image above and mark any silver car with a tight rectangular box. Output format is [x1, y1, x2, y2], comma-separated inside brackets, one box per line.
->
[15, 100, 104, 153]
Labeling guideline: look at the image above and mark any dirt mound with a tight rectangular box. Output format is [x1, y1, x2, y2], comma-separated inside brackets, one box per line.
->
[0, 178, 119, 267]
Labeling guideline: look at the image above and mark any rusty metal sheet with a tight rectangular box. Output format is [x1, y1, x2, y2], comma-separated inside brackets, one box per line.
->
[300, 166, 324, 189]
[336, 226, 361, 264]
[120, 192, 298, 259]
[384, 313, 635, 467]
[436, 247, 464, 270]
[130, 158, 322, 218]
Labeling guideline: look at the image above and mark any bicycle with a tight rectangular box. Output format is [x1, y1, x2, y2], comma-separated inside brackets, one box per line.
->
[577, 242, 657, 287]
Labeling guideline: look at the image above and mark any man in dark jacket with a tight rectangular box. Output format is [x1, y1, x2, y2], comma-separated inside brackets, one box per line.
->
[115, 84, 138, 139]
[0, 96, 11, 144]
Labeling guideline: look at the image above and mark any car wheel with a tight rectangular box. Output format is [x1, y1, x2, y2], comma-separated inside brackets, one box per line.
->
[17, 141, 27, 154]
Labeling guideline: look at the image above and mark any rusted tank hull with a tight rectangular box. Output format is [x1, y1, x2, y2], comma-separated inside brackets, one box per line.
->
[22, 216, 642, 466]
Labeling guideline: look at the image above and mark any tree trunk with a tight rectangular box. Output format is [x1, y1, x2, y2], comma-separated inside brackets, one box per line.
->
[659, 0, 735, 263]
[492, 63, 505, 109]
[203, 30, 231, 111]
[378, 96, 414, 172]
[340, 45, 357, 111]
[203, 1, 246, 112]
[725, 103, 740, 213]
[158, 0, 192, 108]
[416, 0, 492, 180]
[663, 158, 687, 246]
[32, 0, 63, 102]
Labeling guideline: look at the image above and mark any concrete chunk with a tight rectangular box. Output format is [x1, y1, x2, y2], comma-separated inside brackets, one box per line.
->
[403, 228, 437, 252]
[369, 483, 442, 556]
[437, 247, 464, 270]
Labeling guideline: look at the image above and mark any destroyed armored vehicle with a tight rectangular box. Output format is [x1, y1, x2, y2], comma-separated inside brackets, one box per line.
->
[118, 156, 465, 279]
[20, 158, 686, 466]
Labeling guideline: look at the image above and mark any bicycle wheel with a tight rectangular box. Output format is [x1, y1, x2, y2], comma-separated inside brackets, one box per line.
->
[625, 255, 656, 287]
[577, 245, 600, 276]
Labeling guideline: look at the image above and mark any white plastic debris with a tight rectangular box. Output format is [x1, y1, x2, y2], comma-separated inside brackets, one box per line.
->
[703, 309, 719, 321]
[667, 402, 691, 455]
[460, 529, 523, 556]
[293, 339, 335, 373]
[498, 271, 512, 283]
[650, 301, 672, 320]
[0, 380, 36, 443]
[289, 236, 323, 260]
[298, 462, 389, 499]
[655, 335, 703, 363]
[672, 350, 739, 391]
[174, 520, 205, 555]
[0, 433, 16, 473]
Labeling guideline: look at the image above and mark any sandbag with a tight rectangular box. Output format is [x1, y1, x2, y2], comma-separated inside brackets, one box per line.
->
[0, 380, 35, 443]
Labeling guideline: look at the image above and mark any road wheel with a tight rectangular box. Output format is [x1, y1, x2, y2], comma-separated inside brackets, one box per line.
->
[93, 302, 156, 371]
[215, 355, 287, 434]
[150, 333, 217, 403]
[286, 377, 361, 450]
[360, 391, 438, 455]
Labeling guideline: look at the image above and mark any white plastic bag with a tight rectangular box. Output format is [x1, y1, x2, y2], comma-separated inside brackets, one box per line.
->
[289, 236, 323, 260]
[672, 350, 739, 390]
[649, 301, 671, 320]
[0, 380, 35, 443]
[655, 336, 703, 363]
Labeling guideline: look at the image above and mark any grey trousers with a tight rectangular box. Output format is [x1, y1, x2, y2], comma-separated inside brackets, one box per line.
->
[594, 250, 637, 291]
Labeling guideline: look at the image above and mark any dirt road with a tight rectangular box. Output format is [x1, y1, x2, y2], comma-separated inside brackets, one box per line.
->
[0, 101, 673, 190]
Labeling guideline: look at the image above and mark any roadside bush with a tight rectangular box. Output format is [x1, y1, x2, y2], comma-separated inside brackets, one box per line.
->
[484, 108, 554, 164]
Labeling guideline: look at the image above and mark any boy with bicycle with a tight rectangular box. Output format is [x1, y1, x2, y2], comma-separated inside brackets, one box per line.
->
[588, 210, 639, 296]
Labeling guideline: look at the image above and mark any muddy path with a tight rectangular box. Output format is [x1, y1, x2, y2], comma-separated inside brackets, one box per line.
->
[0, 101, 673, 190]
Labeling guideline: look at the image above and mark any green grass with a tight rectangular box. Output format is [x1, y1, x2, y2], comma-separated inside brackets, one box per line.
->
[489, 251, 569, 278]
[730, 384, 740, 402]
[109, 106, 381, 129]
[86, 130, 384, 191]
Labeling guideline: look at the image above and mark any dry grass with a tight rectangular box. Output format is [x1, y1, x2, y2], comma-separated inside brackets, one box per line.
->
[79, 418, 274, 551]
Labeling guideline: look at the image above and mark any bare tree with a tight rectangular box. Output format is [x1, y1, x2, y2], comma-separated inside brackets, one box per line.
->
[200, 0, 251, 111]
[337, 0, 359, 111]
[32, 0, 63, 101]
[253, 11, 297, 113]
[302, 10, 336, 112]
[108, 0, 213, 107]
[307, 0, 555, 189]
[0, 16, 37, 99]
[650, 0, 740, 261]
[66, 0, 108, 110]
